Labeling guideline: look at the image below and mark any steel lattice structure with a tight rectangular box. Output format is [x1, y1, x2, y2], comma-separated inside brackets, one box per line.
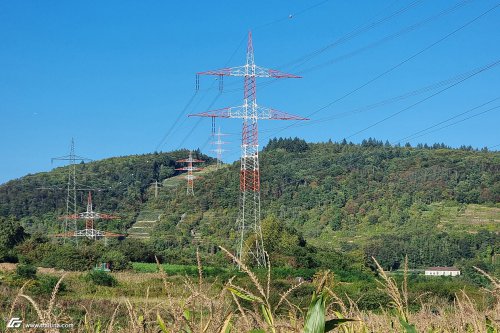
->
[51, 139, 91, 243]
[211, 127, 229, 169]
[190, 32, 308, 267]
[54, 191, 123, 240]
[176, 151, 204, 196]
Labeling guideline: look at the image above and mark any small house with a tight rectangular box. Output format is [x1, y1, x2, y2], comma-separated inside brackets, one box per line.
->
[424, 267, 460, 277]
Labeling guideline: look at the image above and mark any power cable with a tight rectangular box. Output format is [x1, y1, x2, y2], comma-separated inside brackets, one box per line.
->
[393, 96, 500, 144]
[346, 59, 500, 139]
[397, 104, 500, 142]
[261, 2, 500, 142]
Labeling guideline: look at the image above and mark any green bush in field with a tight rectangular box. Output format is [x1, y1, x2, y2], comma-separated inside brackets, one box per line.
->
[85, 270, 118, 287]
[29, 275, 66, 295]
[100, 250, 130, 271]
[15, 263, 37, 280]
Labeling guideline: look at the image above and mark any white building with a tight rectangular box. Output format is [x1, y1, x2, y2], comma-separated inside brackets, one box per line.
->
[424, 267, 461, 277]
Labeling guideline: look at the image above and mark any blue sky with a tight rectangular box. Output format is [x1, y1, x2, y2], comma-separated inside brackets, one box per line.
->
[1, 0, 499, 184]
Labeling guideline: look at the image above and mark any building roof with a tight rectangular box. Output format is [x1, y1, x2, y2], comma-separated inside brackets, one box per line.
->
[426, 267, 460, 272]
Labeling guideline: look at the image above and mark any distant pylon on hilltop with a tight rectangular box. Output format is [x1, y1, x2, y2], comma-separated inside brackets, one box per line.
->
[190, 31, 308, 267]
[176, 151, 204, 196]
[211, 127, 230, 169]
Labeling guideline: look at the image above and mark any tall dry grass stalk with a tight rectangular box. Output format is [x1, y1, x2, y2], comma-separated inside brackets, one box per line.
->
[4, 255, 499, 332]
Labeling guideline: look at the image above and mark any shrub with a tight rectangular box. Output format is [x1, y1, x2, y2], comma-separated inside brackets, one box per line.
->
[101, 250, 130, 271]
[85, 270, 118, 287]
[15, 263, 37, 280]
[29, 275, 66, 295]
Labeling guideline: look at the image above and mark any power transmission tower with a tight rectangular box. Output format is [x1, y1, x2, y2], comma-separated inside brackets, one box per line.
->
[190, 31, 308, 267]
[176, 151, 204, 196]
[150, 180, 162, 199]
[54, 191, 123, 240]
[51, 139, 91, 243]
[211, 127, 229, 169]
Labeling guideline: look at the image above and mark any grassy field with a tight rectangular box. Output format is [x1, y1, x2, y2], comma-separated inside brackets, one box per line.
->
[1, 252, 499, 332]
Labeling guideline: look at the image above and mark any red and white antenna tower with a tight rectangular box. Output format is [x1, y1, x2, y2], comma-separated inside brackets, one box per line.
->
[54, 191, 122, 240]
[211, 127, 229, 169]
[190, 31, 308, 267]
[176, 151, 204, 196]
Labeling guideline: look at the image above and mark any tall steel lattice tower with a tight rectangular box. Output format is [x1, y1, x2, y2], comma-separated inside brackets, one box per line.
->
[51, 139, 91, 243]
[176, 151, 204, 196]
[211, 127, 229, 169]
[190, 32, 308, 267]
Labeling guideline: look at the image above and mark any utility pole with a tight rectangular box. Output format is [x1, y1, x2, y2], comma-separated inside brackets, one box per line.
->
[51, 138, 91, 243]
[190, 32, 307, 267]
[211, 127, 229, 169]
[150, 180, 161, 199]
[176, 151, 204, 196]
[54, 191, 123, 240]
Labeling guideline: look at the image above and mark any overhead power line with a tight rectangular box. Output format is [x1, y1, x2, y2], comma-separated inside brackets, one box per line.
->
[261, 2, 500, 142]
[346, 59, 500, 139]
[393, 96, 500, 144]
[395, 104, 500, 143]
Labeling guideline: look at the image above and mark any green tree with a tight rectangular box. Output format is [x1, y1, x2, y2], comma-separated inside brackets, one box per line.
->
[0, 216, 26, 262]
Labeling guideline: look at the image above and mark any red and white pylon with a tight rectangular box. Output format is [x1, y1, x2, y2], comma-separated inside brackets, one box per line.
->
[54, 191, 122, 240]
[190, 31, 308, 267]
[176, 151, 204, 196]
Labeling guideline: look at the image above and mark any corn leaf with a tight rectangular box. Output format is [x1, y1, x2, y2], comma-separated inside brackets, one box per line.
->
[157, 313, 169, 333]
[227, 286, 261, 302]
[303, 291, 326, 333]
[398, 316, 417, 333]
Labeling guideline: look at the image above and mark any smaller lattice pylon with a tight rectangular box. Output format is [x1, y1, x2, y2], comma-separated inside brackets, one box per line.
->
[176, 151, 204, 196]
[54, 191, 123, 240]
[150, 180, 162, 199]
[210, 127, 230, 169]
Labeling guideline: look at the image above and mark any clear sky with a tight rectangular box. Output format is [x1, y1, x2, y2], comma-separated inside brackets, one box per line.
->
[1, 0, 499, 184]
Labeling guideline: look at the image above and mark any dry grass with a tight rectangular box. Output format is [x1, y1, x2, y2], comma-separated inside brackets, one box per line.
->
[4, 254, 500, 333]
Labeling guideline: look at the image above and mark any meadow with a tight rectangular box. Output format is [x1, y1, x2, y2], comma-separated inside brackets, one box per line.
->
[1, 249, 499, 333]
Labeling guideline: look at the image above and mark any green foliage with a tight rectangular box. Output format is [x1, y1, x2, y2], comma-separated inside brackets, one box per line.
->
[100, 250, 130, 271]
[15, 263, 37, 279]
[0, 216, 26, 262]
[303, 291, 354, 333]
[29, 275, 67, 295]
[85, 270, 118, 287]
[303, 291, 327, 333]
[1, 141, 499, 276]
[398, 316, 417, 333]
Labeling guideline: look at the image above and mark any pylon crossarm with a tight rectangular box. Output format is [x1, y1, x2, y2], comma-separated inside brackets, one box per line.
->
[256, 106, 310, 120]
[255, 66, 302, 79]
[198, 66, 246, 77]
[198, 65, 300, 79]
[58, 214, 79, 220]
[176, 167, 203, 171]
[189, 106, 238, 118]
[176, 159, 205, 163]
[210, 141, 230, 145]
[51, 154, 92, 163]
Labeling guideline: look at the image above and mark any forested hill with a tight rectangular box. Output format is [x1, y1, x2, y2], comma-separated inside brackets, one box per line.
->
[0, 138, 498, 270]
[0, 149, 215, 219]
